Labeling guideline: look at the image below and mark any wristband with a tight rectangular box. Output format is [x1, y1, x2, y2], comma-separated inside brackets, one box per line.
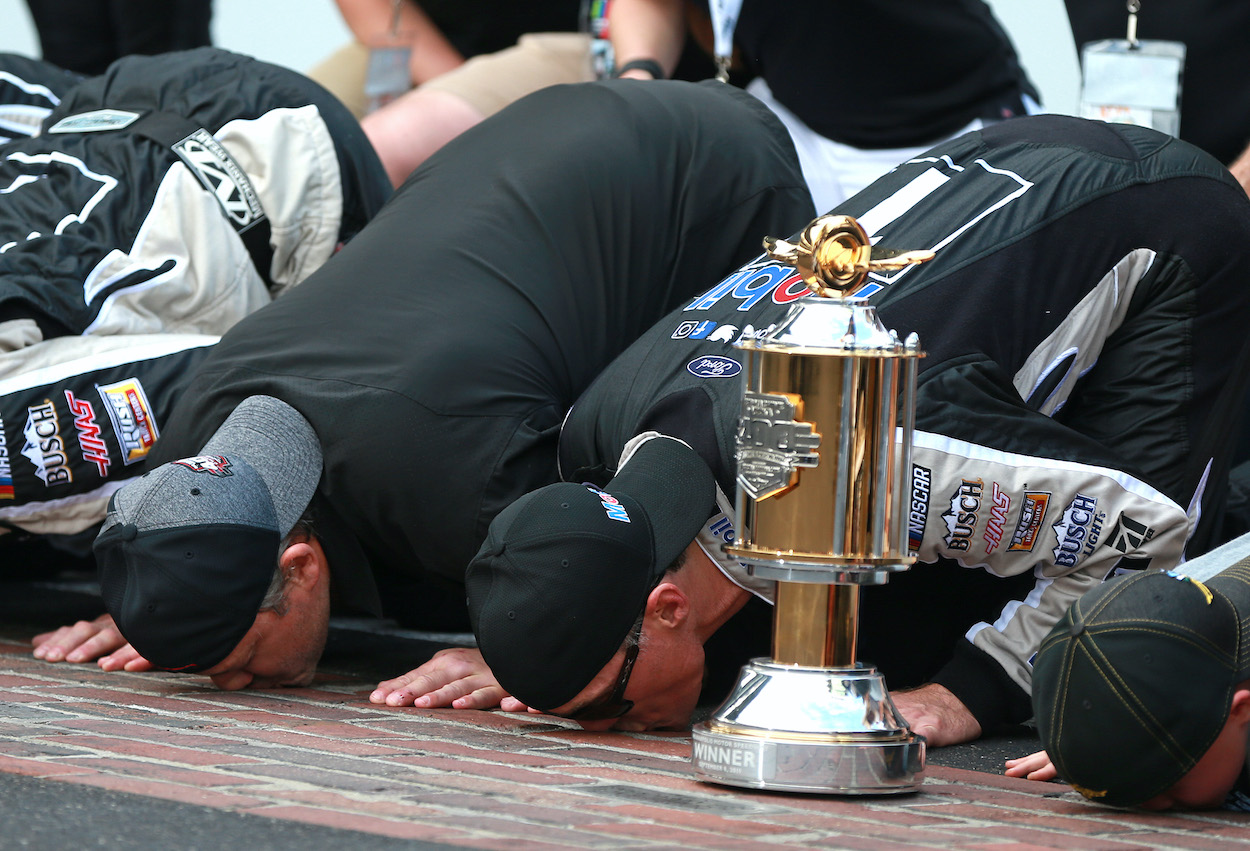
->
[612, 58, 666, 80]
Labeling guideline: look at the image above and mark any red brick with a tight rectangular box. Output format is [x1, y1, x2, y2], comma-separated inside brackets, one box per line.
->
[56, 756, 263, 788]
[273, 789, 446, 819]
[0, 753, 95, 778]
[63, 773, 270, 809]
[446, 838, 589, 851]
[584, 803, 804, 837]
[250, 805, 473, 841]
[400, 754, 595, 786]
[958, 824, 1172, 849]
[587, 819, 802, 848]
[187, 691, 376, 722]
[241, 727, 413, 756]
[35, 734, 260, 767]
[538, 745, 691, 774]
[375, 736, 568, 766]
[418, 814, 632, 847]
[51, 719, 248, 750]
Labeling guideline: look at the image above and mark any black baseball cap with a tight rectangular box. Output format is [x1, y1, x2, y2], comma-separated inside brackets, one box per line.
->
[467, 437, 716, 710]
[93, 395, 322, 673]
[1032, 563, 1250, 807]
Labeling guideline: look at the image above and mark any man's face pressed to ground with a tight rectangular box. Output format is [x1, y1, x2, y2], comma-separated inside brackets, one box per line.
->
[543, 611, 706, 732]
[202, 538, 331, 691]
[1140, 690, 1250, 811]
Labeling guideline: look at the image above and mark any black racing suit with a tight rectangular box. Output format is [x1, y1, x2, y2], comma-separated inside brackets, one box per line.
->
[557, 115, 1250, 729]
[139, 80, 815, 624]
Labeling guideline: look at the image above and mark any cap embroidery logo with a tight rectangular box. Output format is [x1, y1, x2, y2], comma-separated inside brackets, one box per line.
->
[585, 486, 630, 523]
[174, 455, 233, 477]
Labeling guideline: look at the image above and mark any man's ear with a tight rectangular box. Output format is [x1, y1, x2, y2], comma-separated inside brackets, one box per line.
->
[1230, 687, 1250, 724]
[278, 540, 325, 590]
[647, 582, 690, 630]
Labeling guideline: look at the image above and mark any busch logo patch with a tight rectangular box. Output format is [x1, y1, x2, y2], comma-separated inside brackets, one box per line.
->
[64, 391, 110, 477]
[97, 378, 158, 465]
[1052, 494, 1104, 568]
[982, 483, 1012, 554]
[585, 485, 630, 522]
[1107, 514, 1156, 554]
[175, 455, 233, 477]
[686, 355, 742, 378]
[735, 391, 820, 500]
[907, 464, 931, 554]
[0, 413, 13, 499]
[942, 478, 983, 552]
[173, 129, 265, 229]
[22, 399, 72, 486]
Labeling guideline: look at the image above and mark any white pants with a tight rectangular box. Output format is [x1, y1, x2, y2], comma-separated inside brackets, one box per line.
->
[749, 78, 1040, 214]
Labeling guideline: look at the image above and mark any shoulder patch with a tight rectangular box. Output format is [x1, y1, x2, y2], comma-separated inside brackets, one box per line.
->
[47, 109, 142, 134]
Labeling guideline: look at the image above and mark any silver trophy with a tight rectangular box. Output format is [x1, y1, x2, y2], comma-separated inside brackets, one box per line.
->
[692, 215, 930, 794]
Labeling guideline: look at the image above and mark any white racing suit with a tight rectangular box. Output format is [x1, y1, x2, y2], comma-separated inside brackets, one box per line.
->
[0, 48, 390, 545]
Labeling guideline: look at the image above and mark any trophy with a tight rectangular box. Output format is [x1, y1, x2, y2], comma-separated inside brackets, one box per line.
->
[691, 215, 931, 795]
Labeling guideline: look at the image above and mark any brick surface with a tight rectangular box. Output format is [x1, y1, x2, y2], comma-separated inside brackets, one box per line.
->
[3, 634, 1250, 849]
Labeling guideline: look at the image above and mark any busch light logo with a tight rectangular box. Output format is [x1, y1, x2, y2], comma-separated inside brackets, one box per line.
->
[1052, 494, 1102, 568]
[687, 356, 742, 378]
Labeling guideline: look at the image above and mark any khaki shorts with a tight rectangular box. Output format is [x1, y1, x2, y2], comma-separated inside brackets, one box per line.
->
[308, 32, 595, 121]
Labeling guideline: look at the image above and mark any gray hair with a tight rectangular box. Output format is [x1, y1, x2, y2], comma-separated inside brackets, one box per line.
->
[258, 511, 317, 614]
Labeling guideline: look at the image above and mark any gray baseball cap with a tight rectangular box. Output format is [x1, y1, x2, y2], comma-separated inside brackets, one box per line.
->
[93, 395, 322, 672]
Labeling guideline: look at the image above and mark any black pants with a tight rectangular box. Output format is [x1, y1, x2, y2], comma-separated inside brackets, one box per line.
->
[24, 0, 212, 76]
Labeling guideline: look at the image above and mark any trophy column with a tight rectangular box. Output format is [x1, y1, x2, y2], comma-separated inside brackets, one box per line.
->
[691, 215, 930, 795]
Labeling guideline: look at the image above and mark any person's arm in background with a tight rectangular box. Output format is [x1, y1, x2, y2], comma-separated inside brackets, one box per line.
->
[608, 0, 687, 79]
[1231, 142, 1250, 199]
[334, 0, 464, 86]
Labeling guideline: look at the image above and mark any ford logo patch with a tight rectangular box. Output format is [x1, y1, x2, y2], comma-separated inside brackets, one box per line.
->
[686, 356, 742, 378]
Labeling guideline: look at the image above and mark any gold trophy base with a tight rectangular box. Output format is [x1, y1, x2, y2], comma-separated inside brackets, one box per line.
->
[691, 659, 925, 795]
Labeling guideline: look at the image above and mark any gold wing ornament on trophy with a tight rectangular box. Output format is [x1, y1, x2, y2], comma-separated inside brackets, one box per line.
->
[763, 214, 936, 298]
